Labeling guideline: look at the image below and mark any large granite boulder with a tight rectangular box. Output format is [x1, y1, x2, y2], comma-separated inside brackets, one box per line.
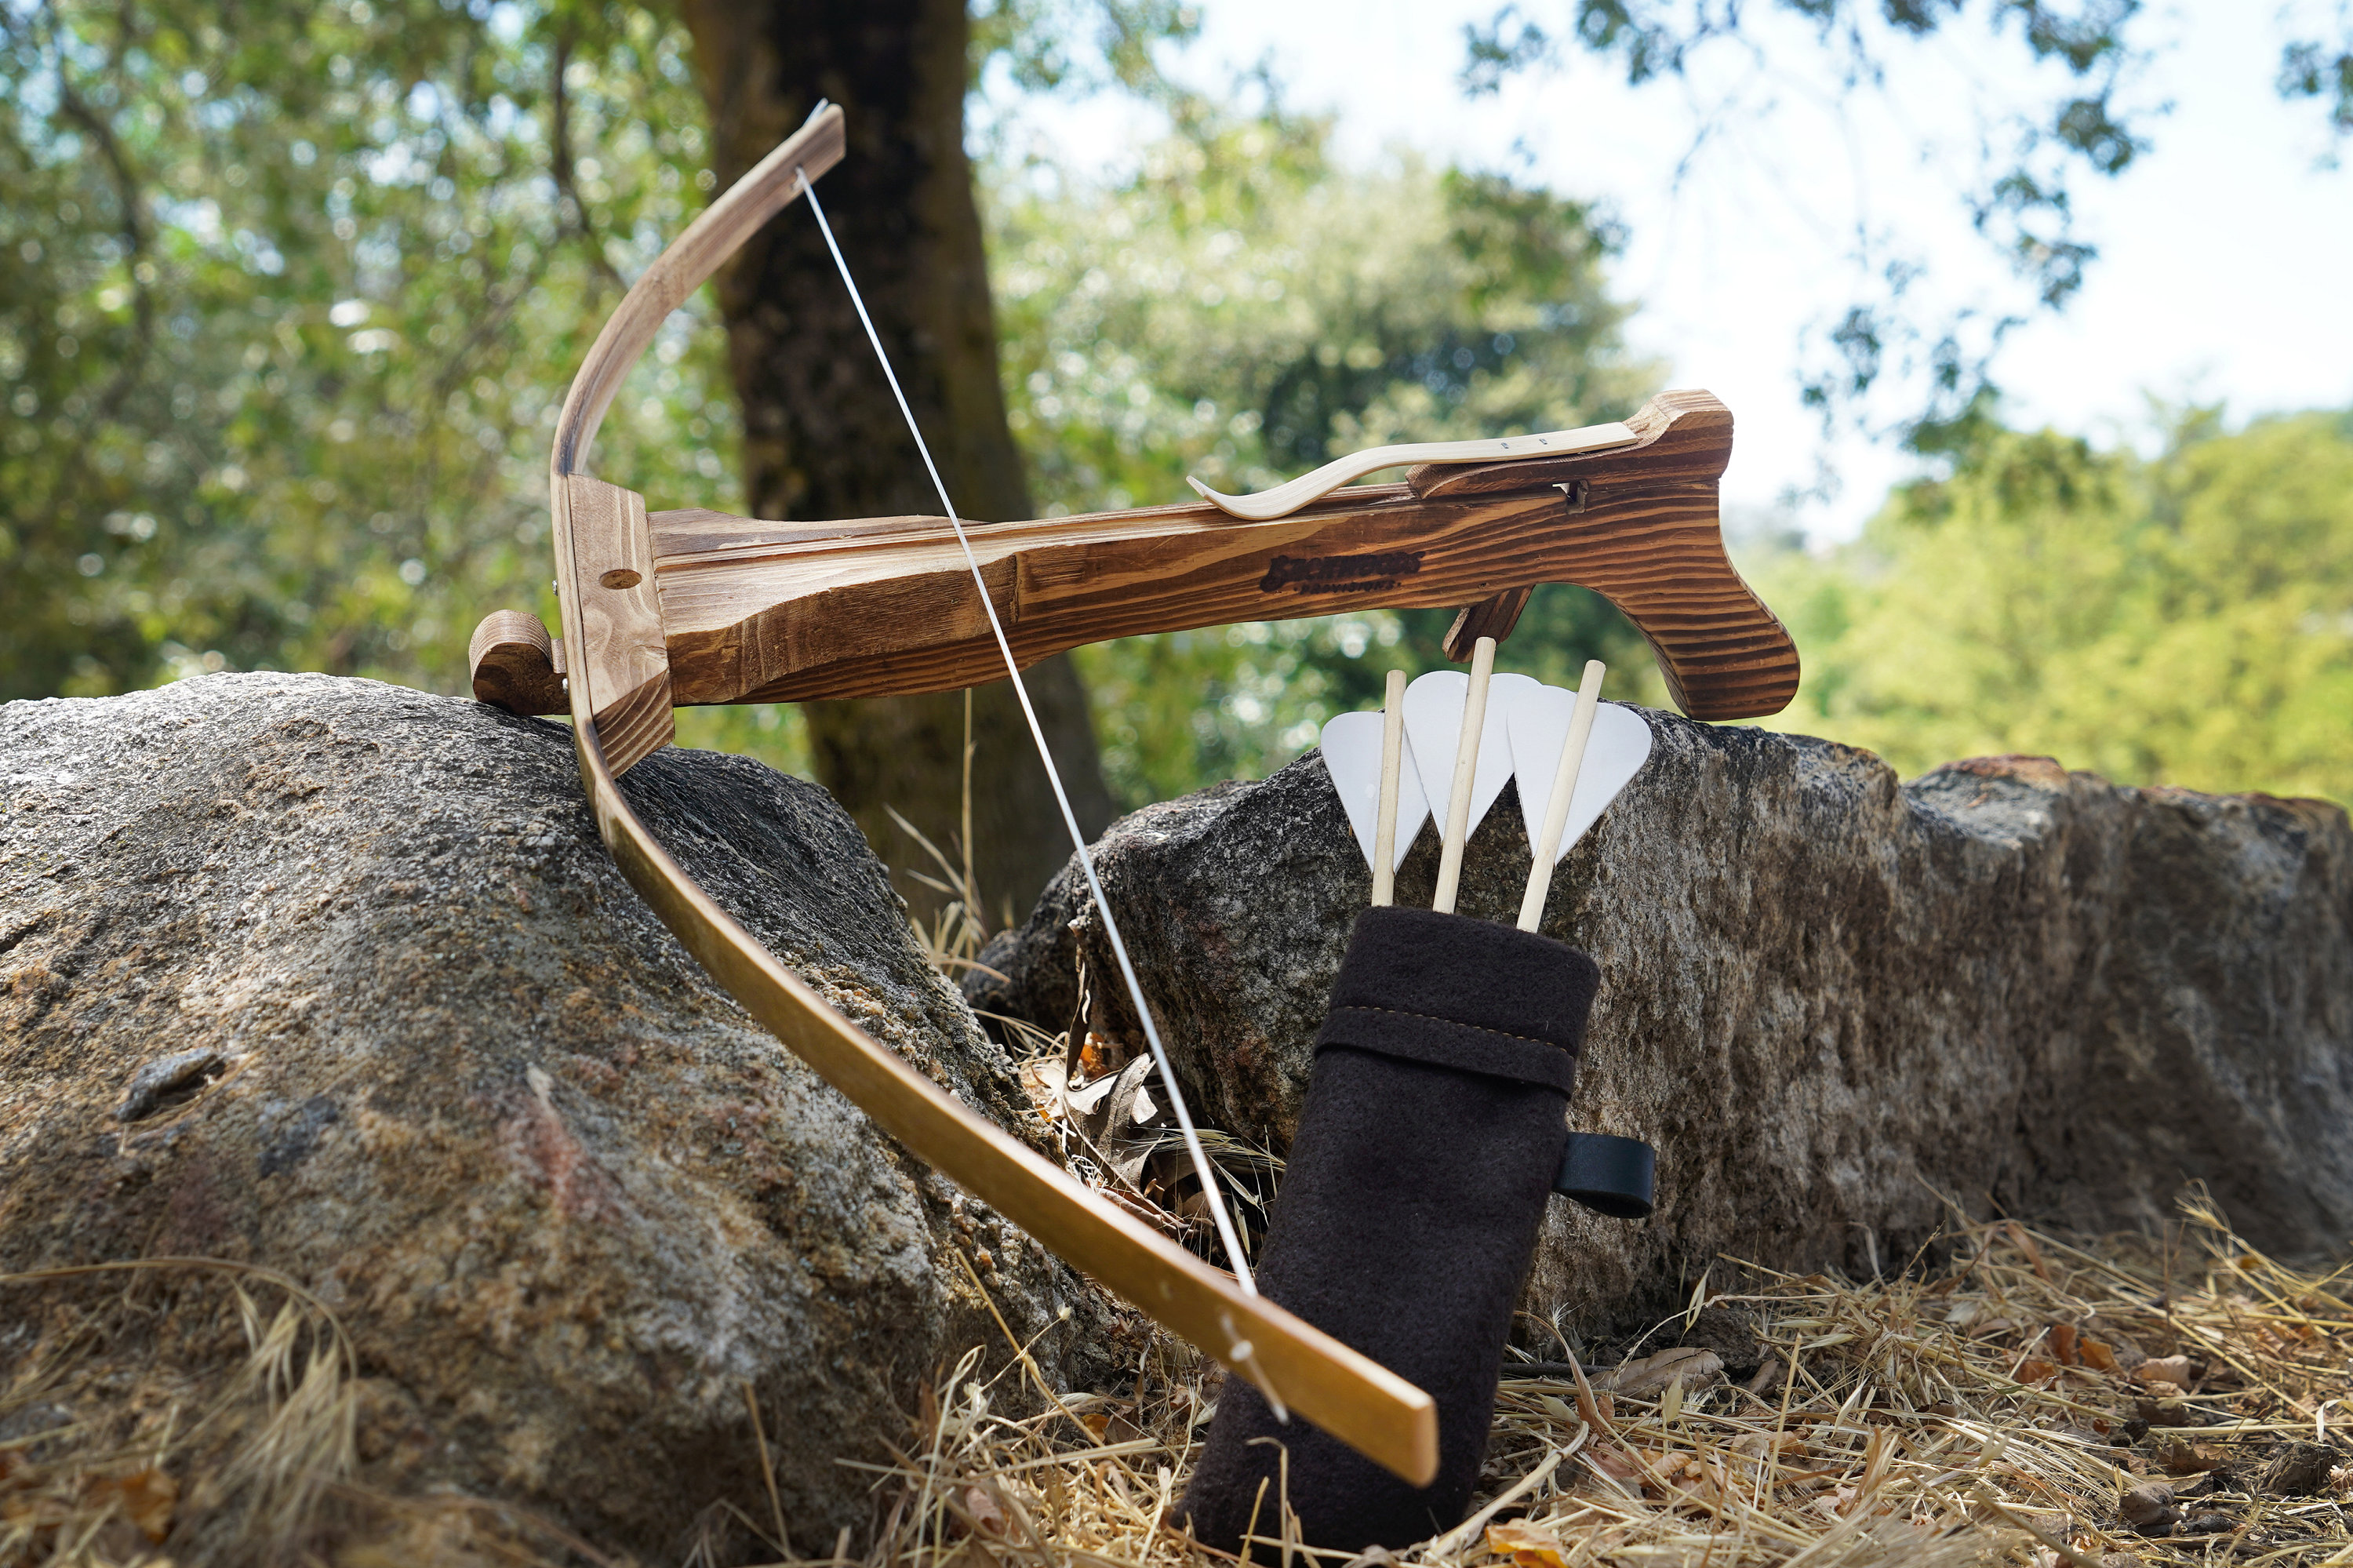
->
[0, 674, 1117, 1563]
[970, 715, 2353, 1336]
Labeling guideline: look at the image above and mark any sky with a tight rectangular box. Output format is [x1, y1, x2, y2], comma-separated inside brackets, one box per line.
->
[992, 2, 2353, 540]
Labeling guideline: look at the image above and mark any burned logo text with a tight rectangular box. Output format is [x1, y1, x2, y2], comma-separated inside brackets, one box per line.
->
[1259, 551, 1424, 596]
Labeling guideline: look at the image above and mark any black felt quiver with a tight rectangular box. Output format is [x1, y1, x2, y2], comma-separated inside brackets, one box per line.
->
[1176, 904, 1599, 1552]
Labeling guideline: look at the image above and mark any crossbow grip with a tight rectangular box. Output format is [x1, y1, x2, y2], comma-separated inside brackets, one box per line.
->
[468, 609, 566, 717]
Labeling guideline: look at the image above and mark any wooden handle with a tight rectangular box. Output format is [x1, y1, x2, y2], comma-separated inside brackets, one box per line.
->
[493, 391, 1798, 724]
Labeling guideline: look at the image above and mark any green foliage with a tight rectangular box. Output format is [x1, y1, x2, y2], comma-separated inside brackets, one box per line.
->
[17, 1, 2334, 825]
[1756, 407, 2353, 803]
[987, 101, 1660, 803]
[1461, 0, 2169, 433]
[1461, 2, 2344, 446]
[0, 0, 1650, 806]
[969, 0, 1201, 96]
[2279, 24, 2353, 139]
[0, 0, 741, 700]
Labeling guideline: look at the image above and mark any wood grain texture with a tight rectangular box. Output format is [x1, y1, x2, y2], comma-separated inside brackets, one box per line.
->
[561, 475, 672, 776]
[553, 104, 845, 478]
[530, 104, 1440, 1483]
[544, 104, 848, 777]
[630, 389, 1796, 722]
[1405, 387, 1731, 500]
[467, 609, 566, 715]
[1442, 585, 1533, 660]
[566, 704, 1441, 1486]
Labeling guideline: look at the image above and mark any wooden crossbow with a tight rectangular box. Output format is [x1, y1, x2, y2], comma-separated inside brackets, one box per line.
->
[467, 101, 1798, 1489]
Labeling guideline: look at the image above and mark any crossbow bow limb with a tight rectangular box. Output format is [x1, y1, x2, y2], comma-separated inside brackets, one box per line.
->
[466, 102, 1798, 1488]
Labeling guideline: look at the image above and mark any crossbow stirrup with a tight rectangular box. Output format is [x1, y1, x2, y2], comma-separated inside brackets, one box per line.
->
[473, 102, 1802, 1489]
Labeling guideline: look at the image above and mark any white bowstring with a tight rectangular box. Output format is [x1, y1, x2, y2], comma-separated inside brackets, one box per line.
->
[797, 167, 1258, 1294]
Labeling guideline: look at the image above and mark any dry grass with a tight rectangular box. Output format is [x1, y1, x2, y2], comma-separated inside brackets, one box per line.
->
[8, 1193, 2347, 1566]
[871, 740, 2353, 1568]
[11, 733, 2344, 1562]
[809, 1191, 2352, 1568]
[0, 1257, 359, 1566]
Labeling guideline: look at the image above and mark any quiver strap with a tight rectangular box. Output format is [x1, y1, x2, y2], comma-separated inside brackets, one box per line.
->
[1176, 906, 1599, 1552]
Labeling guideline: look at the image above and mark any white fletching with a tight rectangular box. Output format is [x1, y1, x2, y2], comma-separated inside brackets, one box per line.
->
[1502, 678, 1653, 861]
[1319, 709, 1430, 873]
[1402, 668, 1515, 846]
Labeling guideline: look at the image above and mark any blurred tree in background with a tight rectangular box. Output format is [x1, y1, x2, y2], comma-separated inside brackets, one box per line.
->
[0, 0, 1665, 821]
[3, 0, 2344, 889]
[1466, 0, 2353, 447]
[1754, 406, 2353, 803]
[987, 94, 1663, 801]
[0, 0, 735, 702]
[678, 0, 1129, 927]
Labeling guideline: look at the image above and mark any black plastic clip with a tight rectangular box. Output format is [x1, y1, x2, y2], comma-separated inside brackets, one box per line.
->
[1553, 1132, 1655, 1219]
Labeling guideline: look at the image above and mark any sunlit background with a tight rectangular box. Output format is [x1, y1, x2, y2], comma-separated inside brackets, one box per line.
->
[1027, 0, 2353, 539]
[5, 0, 2348, 819]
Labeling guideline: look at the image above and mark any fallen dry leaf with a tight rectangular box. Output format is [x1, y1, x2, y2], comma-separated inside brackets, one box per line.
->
[1594, 1347, 1725, 1401]
[1733, 1431, 1809, 1460]
[2134, 1355, 2194, 1388]
[85, 1468, 177, 1545]
[2136, 1394, 2202, 1428]
[962, 1484, 1009, 1537]
[2008, 1221, 2052, 1279]
[2259, 1441, 2344, 1496]
[2079, 1338, 2121, 1373]
[2121, 1480, 2177, 1534]
[2151, 1440, 2227, 1475]
[1587, 1444, 1646, 1484]
[1743, 1354, 1787, 1396]
[1486, 1519, 1566, 1567]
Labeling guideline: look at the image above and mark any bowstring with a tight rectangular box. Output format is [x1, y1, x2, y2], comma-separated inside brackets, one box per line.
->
[796, 167, 1259, 1295]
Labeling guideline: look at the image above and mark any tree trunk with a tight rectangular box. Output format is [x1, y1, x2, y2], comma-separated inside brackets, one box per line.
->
[680, 0, 1114, 927]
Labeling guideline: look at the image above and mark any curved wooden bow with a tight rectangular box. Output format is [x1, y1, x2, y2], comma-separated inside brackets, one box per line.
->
[490, 102, 1449, 1486]
[471, 104, 1802, 1488]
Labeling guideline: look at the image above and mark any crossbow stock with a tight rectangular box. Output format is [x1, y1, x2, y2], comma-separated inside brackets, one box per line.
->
[467, 101, 1798, 1489]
